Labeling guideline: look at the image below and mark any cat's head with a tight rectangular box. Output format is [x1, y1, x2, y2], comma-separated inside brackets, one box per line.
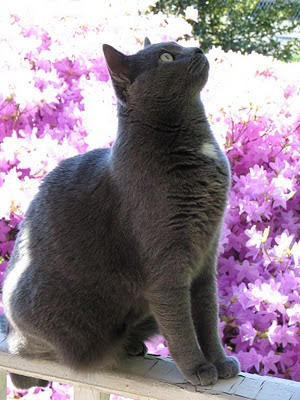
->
[103, 38, 209, 108]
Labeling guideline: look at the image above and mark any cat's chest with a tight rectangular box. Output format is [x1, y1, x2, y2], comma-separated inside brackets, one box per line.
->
[164, 142, 230, 232]
[166, 141, 230, 185]
[199, 142, 222, 161]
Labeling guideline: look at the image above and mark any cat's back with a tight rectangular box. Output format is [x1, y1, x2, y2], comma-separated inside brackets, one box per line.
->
[38, 147, 112, 203]
[7, 147, 115, 276]
[29, 147, 112, 217]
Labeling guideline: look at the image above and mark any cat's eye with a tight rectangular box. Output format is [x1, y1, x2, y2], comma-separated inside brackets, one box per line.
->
[160, 53, 174, 62]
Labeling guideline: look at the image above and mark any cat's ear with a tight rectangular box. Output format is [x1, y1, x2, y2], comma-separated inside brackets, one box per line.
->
[103, 44, 130, 84]
[144, 37, 151, 48]
[103, 44, 131, 104]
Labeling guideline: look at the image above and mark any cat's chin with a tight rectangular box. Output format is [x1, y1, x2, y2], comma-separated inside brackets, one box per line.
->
[190, 60, 209, 91]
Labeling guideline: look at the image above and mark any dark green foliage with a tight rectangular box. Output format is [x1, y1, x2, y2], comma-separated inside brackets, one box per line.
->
[150, 0, 300, 61]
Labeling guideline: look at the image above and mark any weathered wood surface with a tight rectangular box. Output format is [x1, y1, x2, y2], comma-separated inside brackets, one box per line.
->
[0, 369, 6, 400]
[0, 337, 299, 400]
[74, 387, 110, 400]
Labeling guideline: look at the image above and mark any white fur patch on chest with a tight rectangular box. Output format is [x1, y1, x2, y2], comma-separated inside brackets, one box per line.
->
[201, 142, 219, 159]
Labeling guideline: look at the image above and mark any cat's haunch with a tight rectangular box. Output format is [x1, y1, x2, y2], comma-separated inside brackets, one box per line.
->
[2, 39, 240, 388]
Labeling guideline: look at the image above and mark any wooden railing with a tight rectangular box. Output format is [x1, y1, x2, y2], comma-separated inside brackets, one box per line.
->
[0, 335, 299, 400]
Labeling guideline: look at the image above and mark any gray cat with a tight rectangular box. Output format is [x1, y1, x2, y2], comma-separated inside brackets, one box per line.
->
[2, 37, 240, 389]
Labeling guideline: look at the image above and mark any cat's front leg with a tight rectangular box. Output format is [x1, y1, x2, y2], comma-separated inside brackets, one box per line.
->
[191, 258, 240, 379]
[146, 285, 218, 386]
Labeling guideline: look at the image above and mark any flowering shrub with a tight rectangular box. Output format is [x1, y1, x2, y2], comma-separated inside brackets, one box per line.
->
[205, 50, 300, 381]
[0, 2, 299, 399]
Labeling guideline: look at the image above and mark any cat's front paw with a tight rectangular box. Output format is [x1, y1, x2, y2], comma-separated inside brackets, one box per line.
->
[125, 340, 148, 357]
[185, 362, 218, 386]
[214, 356, 240, 379]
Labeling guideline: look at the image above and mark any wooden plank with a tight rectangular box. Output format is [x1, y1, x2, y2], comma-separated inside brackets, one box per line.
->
[0, 335, 300, 400]
[0, 369, 6, 400]
[74, 387, 110, 400]
[255, 380, 297, 400]
[210, 374, 245, 394]
[143, 356, 182, 383]
[231, 373, 264, 398]
[0, 350, 238, 400]
[99, 393, 110, 400]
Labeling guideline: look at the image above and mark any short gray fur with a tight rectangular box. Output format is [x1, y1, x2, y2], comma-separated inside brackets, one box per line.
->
[2, 38, 240, 389]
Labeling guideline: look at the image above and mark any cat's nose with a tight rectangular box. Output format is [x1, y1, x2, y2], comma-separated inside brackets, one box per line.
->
[194, 47, 204, 55]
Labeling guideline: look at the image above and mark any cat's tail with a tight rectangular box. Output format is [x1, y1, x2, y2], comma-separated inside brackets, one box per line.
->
[9, 374, 49, 390]
[0, 314, 8, 340]
[0, 313, 49, 389]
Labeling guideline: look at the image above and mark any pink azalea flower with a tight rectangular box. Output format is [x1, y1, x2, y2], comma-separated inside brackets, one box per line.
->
[262, 350, 281, 375]
[234, 260, 260, 283]
[236, 348, 263, 372]
[239, 321, 257, 346]
[268, 320, 299, 347]
[286, 304, 300, 326]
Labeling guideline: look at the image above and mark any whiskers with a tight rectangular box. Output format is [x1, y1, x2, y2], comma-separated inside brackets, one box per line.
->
[185, 56, 209, 89]
[186, 56, 206, 75]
